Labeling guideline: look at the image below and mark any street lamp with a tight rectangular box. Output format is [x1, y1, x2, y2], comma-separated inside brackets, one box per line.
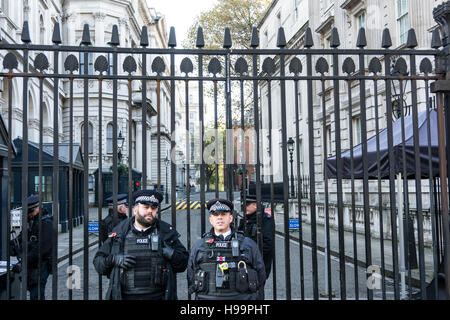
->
[287, 137, 295, 198]
[117, 130, 125, 163]
[164, 153, 170, 204]
[390, 58, 410, 120]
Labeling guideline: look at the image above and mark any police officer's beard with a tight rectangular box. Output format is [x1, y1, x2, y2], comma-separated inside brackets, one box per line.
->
[135, 212, 154, 228]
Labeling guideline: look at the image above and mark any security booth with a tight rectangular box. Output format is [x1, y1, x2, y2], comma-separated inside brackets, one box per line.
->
[0, 114, 18, 299]
[10, 138, 84, 233]
[93, 167, 142, 207]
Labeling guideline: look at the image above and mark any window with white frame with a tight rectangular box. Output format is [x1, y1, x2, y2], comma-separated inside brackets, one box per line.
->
[81, 123, 94, 154]
[276, 11, 281, 28]
[357, 11, 366, 30]
[352, 116, 362, 146]
[326, 125, 333, 157]
[79, 50, 93, 75]
[397, 0, 409, 45]
[107, 123, 113, 154]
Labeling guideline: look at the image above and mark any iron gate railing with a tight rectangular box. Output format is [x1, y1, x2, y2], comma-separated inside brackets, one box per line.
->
[0, 3, 450, 301]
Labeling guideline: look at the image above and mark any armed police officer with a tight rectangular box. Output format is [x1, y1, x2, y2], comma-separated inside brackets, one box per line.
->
[187, 198, 266, 300]
[238, 195, 274, 279]
[10, 194, 53, 300]
[93, 190, 189, 300]
[99, 193, 128, 243]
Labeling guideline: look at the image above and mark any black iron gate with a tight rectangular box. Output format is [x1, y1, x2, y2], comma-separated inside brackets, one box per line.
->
[0, 3, 450, 301]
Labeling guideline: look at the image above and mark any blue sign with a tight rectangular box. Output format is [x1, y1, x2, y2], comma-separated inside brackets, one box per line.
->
[289, 219, 300, 230]
[88, 222, 99, 233]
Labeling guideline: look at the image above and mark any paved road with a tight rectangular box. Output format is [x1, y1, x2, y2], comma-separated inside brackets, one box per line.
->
[40, 191, 419, 300]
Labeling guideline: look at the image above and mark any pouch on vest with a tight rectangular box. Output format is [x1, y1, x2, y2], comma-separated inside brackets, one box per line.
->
[193, 269, 208, 293]
[247, 267, 258, 292]
[236, 261, 249, 293]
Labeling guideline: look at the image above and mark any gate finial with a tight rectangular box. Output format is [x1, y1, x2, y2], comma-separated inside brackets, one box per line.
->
[52, 22, 61, 44]
[277, 27, 286, 48]
[196, 27, 205, 48]
[21, 21, 31, 43]
[330, 27, 340, 48]
[168, 27, 177, 47]
[81, 24, 91, 45]
[381, 28, 392, 48]
[223, 28, 232, 48]
[432, 29, 442, 49]
[406, 28, 418, 48]
[140, 26, 149, 47]
[356, 28, 367, 48]
[109, 25, 120, 46]
[250, 27, 259, 48]
[304, 27, 314, 48]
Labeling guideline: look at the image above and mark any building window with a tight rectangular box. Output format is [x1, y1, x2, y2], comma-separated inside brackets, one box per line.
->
[34, 176, 53, 201]
[0, 0, 9, 15]
[294, 0, 299, 21]
[276, 11, 281, 27]
[107, 52, 114, 75]
[81, 123, 94, 154]
[298, 138, 304, 174]
[132, 121, 136, 168]
[357, 11, 366, 29]
[107, 123, 113, 154]
[297, 82, 302, 120]
[397, 0, 409, 45]
[79, 49, 93, 75]
[40, 15, 45, 44]
[326, 125, 333, 157]
[88, 175, 94, 191]
[352, 116, 362, 146]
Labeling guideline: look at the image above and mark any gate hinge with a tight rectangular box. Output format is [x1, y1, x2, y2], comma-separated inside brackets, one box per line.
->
[431, 80, 450, 93]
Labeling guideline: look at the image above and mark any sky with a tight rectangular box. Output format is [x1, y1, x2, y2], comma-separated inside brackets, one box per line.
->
[146, 0, 217, 46]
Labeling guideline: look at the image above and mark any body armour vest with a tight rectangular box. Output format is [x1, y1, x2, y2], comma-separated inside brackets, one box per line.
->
[196, 234, 245, 298]
[121, 228, 168, 296]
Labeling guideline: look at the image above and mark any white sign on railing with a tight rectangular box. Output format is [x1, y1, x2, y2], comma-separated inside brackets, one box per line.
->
[10, 209, 22, 228]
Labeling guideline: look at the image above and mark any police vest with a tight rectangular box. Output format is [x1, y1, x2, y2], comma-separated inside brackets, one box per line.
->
[195, 233, 250, 298]
[121, 228, 168, 296]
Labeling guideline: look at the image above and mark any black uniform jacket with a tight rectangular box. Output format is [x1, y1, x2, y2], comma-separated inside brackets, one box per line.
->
[187, 227, 266, 300]
[10, 213, 53, 270]
[238, 207, 274, 278]
[98, 209, 128, 243]
[93, 216, 189, 300]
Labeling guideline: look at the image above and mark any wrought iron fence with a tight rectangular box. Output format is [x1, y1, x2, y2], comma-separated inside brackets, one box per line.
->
[0, 2, 449, 301]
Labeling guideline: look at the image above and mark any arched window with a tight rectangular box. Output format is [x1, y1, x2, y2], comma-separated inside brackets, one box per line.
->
[81, 123, 93, 154]
[106, 123, 113, 154]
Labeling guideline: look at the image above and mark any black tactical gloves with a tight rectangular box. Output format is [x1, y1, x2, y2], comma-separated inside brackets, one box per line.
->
[162, 242, 174, 260]
[107, 254, 136, 270]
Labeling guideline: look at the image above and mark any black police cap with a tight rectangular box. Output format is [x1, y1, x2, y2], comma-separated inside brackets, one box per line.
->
[27, 194, 40, 212]
[206, 198, 234, 213]
[105, 193, 128, 205]
[132, 190, 163, 207]
[244, 195, 257, 204]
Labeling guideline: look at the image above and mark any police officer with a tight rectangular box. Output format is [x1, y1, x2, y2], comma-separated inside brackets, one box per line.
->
[238, 195, 274, 279]
[93, 190, 189, 300]
[187, 198, 266, 300]
[10, 194, 53, 300]
[99, 193, 128, 243]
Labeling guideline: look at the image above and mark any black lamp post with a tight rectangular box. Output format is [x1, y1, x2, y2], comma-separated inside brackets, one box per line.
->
[164, 153, 169, 204]
[287, 137, 295, 198]
[181, 160, 186, 191]
[117, 131, 125, 163]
